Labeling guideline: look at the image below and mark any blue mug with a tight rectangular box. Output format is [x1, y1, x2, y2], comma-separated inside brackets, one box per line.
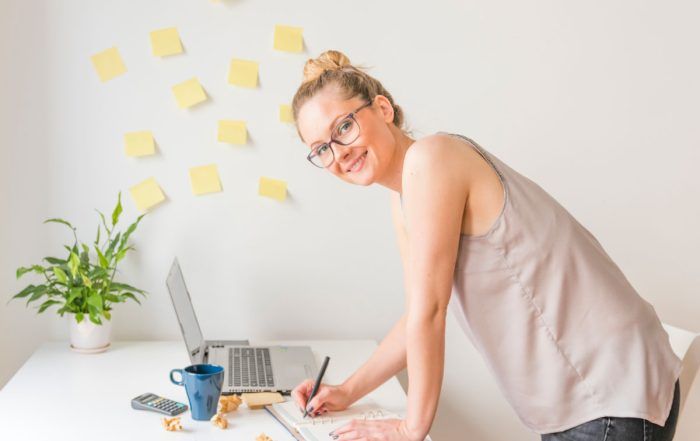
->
[170, 364, 224, 420]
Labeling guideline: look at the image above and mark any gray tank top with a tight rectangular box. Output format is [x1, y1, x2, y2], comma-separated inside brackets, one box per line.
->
[410, 133, 682, 434]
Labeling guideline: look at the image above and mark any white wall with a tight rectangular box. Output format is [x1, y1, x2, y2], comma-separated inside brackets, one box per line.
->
[1, 1, 698, 440]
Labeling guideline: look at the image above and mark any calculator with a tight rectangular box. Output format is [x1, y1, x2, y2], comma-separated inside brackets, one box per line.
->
[131, 393, 188, 416]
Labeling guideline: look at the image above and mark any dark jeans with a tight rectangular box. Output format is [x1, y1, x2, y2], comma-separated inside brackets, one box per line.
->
[541, 380, 681, 441]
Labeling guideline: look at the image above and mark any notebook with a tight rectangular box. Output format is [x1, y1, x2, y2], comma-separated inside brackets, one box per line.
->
[265, 400, 402, 441]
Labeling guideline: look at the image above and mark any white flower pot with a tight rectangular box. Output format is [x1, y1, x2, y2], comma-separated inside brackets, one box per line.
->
[68, 315, 112, 353]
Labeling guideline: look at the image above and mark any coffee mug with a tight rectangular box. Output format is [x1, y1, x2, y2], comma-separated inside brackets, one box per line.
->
[169, 364, 224, 420]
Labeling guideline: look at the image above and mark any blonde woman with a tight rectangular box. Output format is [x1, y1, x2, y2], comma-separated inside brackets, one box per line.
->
[290, 50, 681, 441]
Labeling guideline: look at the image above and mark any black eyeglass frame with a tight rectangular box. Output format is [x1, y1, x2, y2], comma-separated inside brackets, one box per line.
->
[306, 100, 374, 168]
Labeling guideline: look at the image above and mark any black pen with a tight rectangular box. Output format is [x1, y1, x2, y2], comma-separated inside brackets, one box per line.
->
[304, 356, 330, 418]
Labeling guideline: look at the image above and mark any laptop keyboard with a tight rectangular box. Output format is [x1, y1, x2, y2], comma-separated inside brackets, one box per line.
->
[230, 347, 275, 388]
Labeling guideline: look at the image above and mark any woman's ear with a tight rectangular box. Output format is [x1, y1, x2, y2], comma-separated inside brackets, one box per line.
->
[373, 95, 395, 124]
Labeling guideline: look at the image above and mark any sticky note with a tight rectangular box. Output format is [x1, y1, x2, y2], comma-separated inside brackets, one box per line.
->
[129, 177, 165, 212]
[258, 177, 287, 201]
[279, 104, 294, 123]
[124, 131, 155, 157]
[150, 27, 183, 57]
[90, 47, 127, 82]
[189, 164, 222, 195]
[273, 25, 303, 53]
[228, 59, 258, 88]
[218, 120, 247, 145]
[172, 77, 207, 108]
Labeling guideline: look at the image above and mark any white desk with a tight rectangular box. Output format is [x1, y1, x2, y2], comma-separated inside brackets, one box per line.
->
[0, 340, 409, 440]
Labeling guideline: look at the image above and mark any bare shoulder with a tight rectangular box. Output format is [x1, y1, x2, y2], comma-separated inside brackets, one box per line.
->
[403, 133, 473, 184]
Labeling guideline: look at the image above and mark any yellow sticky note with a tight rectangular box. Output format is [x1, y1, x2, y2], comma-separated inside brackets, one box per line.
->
[258, 177, 287, 201]
[129, 177, 165, 212]
[279, 104, 294, 123]
[273, 25, 303, 53]
[90, 47, 127, 82]
[172, 77, 207, 108]
[150, 27, 183, 57]
[189, 164, 222, 195]
[228, 59, 258, 88]
[218, 120, 247, 145]
[124, 131, 155, 157]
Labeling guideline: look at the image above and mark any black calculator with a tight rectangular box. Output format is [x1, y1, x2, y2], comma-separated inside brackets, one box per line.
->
[131, 393, 188, 416]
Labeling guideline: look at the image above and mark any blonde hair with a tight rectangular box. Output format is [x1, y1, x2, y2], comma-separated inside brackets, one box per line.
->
[291, 50, 405, 141]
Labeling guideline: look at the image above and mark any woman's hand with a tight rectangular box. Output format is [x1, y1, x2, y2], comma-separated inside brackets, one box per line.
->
[291, 379, 353, 416]
[330, 419, 421, 441]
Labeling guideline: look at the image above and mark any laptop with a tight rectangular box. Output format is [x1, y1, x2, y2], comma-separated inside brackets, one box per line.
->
[166, 258, 318, 395]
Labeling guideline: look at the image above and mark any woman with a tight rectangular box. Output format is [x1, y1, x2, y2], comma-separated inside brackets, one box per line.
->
[290, 50, 682, 441]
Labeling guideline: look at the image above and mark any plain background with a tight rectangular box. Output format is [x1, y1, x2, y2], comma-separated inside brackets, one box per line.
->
[1, 1, 698, 439]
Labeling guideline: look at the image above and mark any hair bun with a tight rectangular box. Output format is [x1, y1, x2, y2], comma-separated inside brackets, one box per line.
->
[302, 50, 352, 83]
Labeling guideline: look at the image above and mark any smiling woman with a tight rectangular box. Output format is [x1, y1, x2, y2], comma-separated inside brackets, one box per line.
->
[288, 49, 683, 441]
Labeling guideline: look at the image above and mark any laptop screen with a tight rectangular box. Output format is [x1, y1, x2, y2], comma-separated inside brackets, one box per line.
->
[166, 258, 204, 362]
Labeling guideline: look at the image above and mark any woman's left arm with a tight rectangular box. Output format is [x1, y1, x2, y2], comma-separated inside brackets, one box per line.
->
[333, 135, 469, 441]
[400, 137, 468, 439]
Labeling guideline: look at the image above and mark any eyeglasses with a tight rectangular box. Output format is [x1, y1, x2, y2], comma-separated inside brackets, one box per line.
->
[306, 101, 373, 168]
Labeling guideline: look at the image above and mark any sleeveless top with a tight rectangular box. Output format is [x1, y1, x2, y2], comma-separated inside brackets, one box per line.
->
[404, 132, 683, 434]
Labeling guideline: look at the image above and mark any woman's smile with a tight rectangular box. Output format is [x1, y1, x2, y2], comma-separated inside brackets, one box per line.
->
[346, 150, 368, 173]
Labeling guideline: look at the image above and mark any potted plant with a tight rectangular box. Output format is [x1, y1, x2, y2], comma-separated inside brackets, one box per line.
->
[9, 193, 147, 353]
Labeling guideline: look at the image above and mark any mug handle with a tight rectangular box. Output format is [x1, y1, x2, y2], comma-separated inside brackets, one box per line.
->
[170, 369, 184, 386]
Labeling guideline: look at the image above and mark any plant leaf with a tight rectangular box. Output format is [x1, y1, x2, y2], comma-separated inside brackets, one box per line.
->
[11, 284, 37, 300]
[43, 257, 66, 265]
[53, 267, 68, 284]
[94, 224, 101, 246]
[16, 266, 43, 279]
[75, 312, 84, 323]
[111, 192, 123, 227]
[68, 252, 80, 278]
[94, 246, 109, 269]
[96, 209, 111, 235]
[87, 292, 103, 311]
[120, 292, 141, 305]
[110, 282, 146, 295]
[44, 218, 75, 231]
[105, 232, 121, 259]
[26, 285, 48, 305]
[37, 299, 61, 313]
[103, 310, 111, 320]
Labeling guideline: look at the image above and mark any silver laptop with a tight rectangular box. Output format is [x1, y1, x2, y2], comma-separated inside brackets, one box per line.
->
[166, 258, 318, 395]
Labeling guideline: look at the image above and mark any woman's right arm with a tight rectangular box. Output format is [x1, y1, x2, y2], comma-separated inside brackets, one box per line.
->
[292, 192, 410, 414]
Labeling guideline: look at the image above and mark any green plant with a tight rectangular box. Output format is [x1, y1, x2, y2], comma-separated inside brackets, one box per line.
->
[9, 193, 147, 325]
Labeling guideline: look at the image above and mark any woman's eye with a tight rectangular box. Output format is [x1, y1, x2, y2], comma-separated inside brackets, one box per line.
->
[317, 144, 330, 154]
[336, 120, 352, 135]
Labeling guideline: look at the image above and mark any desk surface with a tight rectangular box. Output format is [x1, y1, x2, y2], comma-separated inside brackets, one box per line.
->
[0, 340, 409, 440]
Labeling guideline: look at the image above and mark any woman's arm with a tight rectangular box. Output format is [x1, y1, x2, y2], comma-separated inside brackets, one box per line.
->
[400, 135, 467, 439]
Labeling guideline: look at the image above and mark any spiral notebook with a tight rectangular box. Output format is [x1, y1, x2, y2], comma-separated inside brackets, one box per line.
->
[265, 400, 401, 441]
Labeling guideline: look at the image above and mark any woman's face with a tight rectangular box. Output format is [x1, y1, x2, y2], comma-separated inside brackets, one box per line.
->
[296, 86, 396, 186]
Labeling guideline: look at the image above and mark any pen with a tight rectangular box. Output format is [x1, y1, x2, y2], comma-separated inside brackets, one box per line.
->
[304, 356, 330, 418]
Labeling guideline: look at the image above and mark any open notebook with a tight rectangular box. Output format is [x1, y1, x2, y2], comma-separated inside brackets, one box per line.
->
[265, 400, 402, 441]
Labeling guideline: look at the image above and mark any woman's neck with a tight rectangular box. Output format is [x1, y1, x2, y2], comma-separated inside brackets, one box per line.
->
[376, 126, 415, 193]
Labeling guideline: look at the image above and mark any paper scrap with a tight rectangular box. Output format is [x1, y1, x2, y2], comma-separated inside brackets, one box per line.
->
[273, 25, 303, 53]
[172, 77, 208, 108]
[228, 59, 258, 88]
[129, 177, 165, 212]
[124, 131, 155, 157]
[90, 47, 127, 82]
[189, 164, 222, 195]
[150, 27, 183, 57]
[218, 120, 247, 145]
[258, 177, 287, 201]
[279, 104, 294, 123]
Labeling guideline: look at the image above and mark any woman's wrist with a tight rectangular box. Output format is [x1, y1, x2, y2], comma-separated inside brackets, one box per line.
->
[339, 377, 361, 405]
[400, 419, 427, 441]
